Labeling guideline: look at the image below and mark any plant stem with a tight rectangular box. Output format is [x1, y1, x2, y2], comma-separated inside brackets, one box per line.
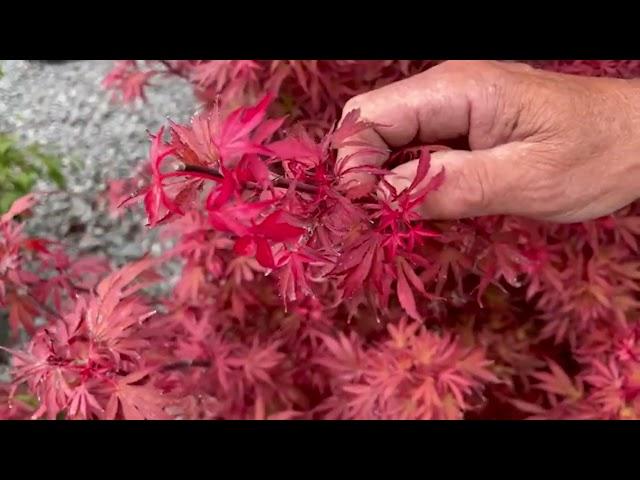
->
[181, 164, 319, 194]
[24, 292, 63, 321]
[161, 359, 212, 372]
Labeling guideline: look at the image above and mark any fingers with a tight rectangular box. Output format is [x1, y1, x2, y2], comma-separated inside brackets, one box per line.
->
[336, 61, 482, 194]
[335, 60, 544, 215]
[385, 144, 531, 219]
[336, 83, 417, 195]
[341, 62, 478, 146]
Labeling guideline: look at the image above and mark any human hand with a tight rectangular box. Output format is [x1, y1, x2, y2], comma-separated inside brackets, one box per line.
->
[339, 60, 640, 223]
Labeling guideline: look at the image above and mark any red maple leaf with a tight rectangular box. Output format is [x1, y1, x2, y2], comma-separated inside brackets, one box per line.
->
[104, 369, 171, 420]
[233, 211, 306, 269]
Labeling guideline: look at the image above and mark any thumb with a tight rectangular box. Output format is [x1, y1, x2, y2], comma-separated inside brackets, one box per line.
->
[386, 145, 526, 220]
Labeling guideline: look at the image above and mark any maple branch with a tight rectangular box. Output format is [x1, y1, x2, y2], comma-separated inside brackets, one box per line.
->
[25, 292, 64, 321]
[161, 359, 212, 372]
[69, 282, 91, 294]
[181, 164, 319, 194]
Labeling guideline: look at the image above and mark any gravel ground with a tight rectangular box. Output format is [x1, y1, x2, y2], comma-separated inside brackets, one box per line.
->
[0, 60, 197, 262]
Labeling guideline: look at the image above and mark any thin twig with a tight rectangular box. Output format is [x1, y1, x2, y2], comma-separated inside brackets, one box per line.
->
[182, 164, 319, 194]
[161, 359, 212, 372]
[24, 292, 63, 321]
[69, 282, 91, 294]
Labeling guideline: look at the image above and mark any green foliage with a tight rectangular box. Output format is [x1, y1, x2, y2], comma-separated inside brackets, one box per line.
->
[0, 315, 8, 359]
[0, 133, 66, 213]
[14, 393, 38, 410]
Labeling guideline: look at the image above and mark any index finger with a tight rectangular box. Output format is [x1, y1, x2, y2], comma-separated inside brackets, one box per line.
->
[336, 62, 477, 193]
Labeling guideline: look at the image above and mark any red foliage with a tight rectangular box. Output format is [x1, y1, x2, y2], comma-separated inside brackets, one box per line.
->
[3, 60, 640, 420]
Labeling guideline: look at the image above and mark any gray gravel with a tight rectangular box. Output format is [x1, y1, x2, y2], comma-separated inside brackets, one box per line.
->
[0, 60, 196, 263]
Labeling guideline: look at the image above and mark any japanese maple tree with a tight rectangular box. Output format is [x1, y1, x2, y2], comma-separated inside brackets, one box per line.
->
[3, 59, 640, 420]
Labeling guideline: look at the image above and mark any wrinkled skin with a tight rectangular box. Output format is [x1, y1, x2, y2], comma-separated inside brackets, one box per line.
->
[340, 60, 640, 223]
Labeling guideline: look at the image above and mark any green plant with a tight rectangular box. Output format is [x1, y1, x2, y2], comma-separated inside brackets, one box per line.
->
[0, 134, 66, 213]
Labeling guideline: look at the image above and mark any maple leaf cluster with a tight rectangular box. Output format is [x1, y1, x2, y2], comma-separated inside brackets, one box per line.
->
[0, 194, 108, 340]
[103, 60, 435, 132]
[3, 60, 640, 420]
[3, 258, 174, 420]
[102, 60, 640, 131]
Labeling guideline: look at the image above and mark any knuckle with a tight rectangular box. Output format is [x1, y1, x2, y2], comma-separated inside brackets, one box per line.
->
[421, 150, 499, 219]
[456, 160, 494, 215]
[437, 60, 495, 74]
[506, 61, 536, 73]
[436, 61, 509, 99]
[426, 160, 495, 219]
